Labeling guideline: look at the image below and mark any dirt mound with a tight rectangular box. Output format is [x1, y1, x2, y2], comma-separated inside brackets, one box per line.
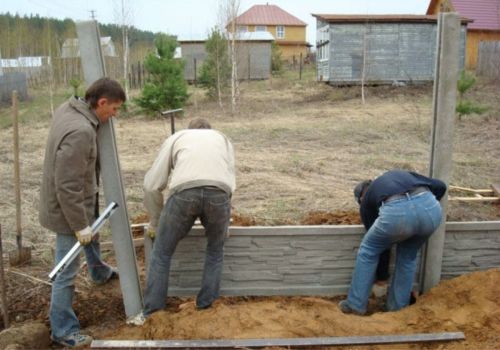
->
[231, 212, 257, 226]
[102, 269, 500, 350]
[301, 210, 361, 225]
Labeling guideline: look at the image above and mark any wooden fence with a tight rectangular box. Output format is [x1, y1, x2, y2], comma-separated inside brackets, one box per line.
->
[476, 41, 500, 80]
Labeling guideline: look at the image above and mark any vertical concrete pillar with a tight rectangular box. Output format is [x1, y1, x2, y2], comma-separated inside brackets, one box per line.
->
[76, 21, 143, 317]
[421, 13, 461, 293]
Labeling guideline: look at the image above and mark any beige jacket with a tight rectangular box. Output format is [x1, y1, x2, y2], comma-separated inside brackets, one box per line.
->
[39, 97, 99, 234]
[143, 129, 236, 229]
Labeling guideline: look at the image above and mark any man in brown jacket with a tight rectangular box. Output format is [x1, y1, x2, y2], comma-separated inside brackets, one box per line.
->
[39, 78, 125, 348]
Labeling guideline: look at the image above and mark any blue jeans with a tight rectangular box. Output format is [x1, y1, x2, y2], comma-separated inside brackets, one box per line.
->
[50, 234, 114, 339]
[346, 191, 442, 314]
[143, 187, 231, 315]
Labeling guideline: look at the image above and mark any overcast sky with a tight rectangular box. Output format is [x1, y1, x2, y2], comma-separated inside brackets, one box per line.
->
[0, 0, 429, 44]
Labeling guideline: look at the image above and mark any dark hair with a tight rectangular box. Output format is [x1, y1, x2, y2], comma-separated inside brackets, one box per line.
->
[84, 77, 126, 108]
[353, 180, 372, 205]
[188, 118, 212, 129]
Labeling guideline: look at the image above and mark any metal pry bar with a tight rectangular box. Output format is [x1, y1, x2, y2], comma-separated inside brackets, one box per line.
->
[48, 202, 119, 281]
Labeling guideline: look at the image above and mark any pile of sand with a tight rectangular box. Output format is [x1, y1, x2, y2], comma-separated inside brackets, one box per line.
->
[102, 269, 500, 349]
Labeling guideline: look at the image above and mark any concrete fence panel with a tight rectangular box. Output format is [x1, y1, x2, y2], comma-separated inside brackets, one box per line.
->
[165, 221, 500, 296]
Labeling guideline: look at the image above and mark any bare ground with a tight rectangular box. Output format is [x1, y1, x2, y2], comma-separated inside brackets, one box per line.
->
[0, 75, 498, 347]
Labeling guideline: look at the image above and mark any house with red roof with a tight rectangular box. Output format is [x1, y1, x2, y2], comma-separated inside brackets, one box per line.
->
[427, 0, 500, 68]
[228, 4, 309, 62]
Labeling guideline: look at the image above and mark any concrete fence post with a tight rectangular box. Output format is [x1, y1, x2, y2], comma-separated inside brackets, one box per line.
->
[421, 13, 461, 293]
[75, 21, 143, 317]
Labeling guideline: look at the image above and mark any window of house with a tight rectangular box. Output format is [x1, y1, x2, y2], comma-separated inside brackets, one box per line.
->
[237, 25, 248, 32]
[276, 25, 285, 39]
[255, 25, 267, 32]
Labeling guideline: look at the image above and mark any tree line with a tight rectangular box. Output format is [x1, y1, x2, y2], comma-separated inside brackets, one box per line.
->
[0, 12, 157, 59]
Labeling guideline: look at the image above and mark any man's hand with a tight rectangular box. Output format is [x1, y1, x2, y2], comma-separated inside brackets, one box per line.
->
[76, 226, 92, 245]
[146, 226, 156, 239]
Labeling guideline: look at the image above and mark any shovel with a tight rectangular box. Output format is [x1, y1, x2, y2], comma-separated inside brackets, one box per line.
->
[8, 91, 31, 266]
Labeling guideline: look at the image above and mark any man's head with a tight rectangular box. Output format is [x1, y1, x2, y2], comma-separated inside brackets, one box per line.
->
[188, 118, 212, 129]
[85, 78, 126, 123]
[353, 180, 372, 205]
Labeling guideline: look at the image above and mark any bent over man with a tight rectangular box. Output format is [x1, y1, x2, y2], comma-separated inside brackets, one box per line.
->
[132, 117, 235, 324]
[339, 170, 446, 315]
[40, 78, 125, 347]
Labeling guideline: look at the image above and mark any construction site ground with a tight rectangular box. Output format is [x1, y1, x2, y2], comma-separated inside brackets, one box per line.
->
[0, 72, 499, 348]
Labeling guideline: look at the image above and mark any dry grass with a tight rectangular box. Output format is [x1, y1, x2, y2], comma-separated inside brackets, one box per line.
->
[0, 72, 498, 254]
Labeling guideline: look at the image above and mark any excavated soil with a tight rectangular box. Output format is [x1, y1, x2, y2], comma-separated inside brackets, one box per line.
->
[97, 269, 500, 349]
[1, 255, 499, 349]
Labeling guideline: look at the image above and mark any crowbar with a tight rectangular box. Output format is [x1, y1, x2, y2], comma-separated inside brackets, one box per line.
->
[48, 202, 119, 281]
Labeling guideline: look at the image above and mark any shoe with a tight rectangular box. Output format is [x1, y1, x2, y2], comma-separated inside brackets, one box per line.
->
[409, 291, 417, 305]
[107, 268, 119, 282]
[52, 333, 93, 348]
[196, 303, 212, 310]
[338, 300, 365, 315]
[127, 312, 146, 326]
[94, 268, 119, 285]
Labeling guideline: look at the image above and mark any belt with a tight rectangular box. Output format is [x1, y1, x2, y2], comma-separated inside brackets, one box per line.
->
[384, 186, 429, 203]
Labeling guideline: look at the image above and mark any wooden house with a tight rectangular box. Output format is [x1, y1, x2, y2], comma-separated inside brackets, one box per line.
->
[313, 14, 468, 85]
[229, 4, 309, 62]
[427, 0, 500, 68]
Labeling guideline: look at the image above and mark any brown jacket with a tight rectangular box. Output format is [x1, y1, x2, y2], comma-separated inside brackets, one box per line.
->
[39, 97, 99, 234]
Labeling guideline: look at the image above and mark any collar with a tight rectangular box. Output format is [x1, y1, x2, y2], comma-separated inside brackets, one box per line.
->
[68, 96, 100, 127]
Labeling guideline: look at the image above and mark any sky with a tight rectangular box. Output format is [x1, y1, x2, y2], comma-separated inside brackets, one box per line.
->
[0, 0, 430, 44]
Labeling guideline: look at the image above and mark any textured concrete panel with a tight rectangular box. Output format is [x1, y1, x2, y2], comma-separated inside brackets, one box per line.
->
[162, 221, 500, 296]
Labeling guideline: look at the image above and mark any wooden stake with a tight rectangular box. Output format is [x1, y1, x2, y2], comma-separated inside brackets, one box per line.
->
[12, 91, 22, 251]
[0, 225, 9, 328]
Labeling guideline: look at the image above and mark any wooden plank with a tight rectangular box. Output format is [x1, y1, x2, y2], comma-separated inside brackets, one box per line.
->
[448, 196, 499, 202]
[491, 184, 500, 197]
[91, 332, 465, 348]
[449, 185, 492, 194]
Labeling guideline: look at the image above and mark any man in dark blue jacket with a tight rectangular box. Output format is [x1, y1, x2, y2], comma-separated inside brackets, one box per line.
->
[339, 170, 446, 315]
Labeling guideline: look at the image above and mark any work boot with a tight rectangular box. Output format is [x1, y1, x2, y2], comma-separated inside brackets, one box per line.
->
[338, 300, 365, 315]
[52, 332, 92, 348]
[127, 312, 146, 326]
[94, 267, 119, 285]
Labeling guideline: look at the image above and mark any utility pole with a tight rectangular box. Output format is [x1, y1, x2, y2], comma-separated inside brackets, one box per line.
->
[90, 10, 96, 20]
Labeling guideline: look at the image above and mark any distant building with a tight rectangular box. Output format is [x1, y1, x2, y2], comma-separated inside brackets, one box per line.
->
[427, 0, 500, 68]
[178, 31, 274, 81]
[228, 4, 309, 62]
[313, 14, 468, 85]
[61, 36, 117, 58]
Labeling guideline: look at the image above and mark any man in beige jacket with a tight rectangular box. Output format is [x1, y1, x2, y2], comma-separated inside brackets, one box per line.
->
[39, 78, 125, 347]
[131, 118, 235, 325]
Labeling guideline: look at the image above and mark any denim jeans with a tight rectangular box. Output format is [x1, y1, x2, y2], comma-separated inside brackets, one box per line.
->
[143, 187, 231, 315]
[346, 191, 442, 314]
[50, 234, 114, 339]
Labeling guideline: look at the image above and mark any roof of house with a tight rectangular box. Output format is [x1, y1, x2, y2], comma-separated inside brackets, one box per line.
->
[178, 31, 275, 43]
[234, 4, 306, 26]
[427, 0, 500, 30]
[312, 14, 471, 24]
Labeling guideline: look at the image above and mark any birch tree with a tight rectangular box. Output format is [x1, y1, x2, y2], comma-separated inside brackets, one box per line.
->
[114, 0, 133, 96]
[220, 0, 241, 115]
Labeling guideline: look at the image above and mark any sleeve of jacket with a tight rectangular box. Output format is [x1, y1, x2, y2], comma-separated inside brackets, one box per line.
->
[410, 172, 447, 200]
[54, 129, 92, 232]
[428, 178, 447, 200]
[143, 136, 175, 229]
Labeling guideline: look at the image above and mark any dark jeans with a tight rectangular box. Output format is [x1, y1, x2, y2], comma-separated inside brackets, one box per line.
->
[143, 187, 231, 315]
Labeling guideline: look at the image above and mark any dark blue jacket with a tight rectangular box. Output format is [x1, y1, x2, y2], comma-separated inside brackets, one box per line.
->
[360, 170, 447, 230]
